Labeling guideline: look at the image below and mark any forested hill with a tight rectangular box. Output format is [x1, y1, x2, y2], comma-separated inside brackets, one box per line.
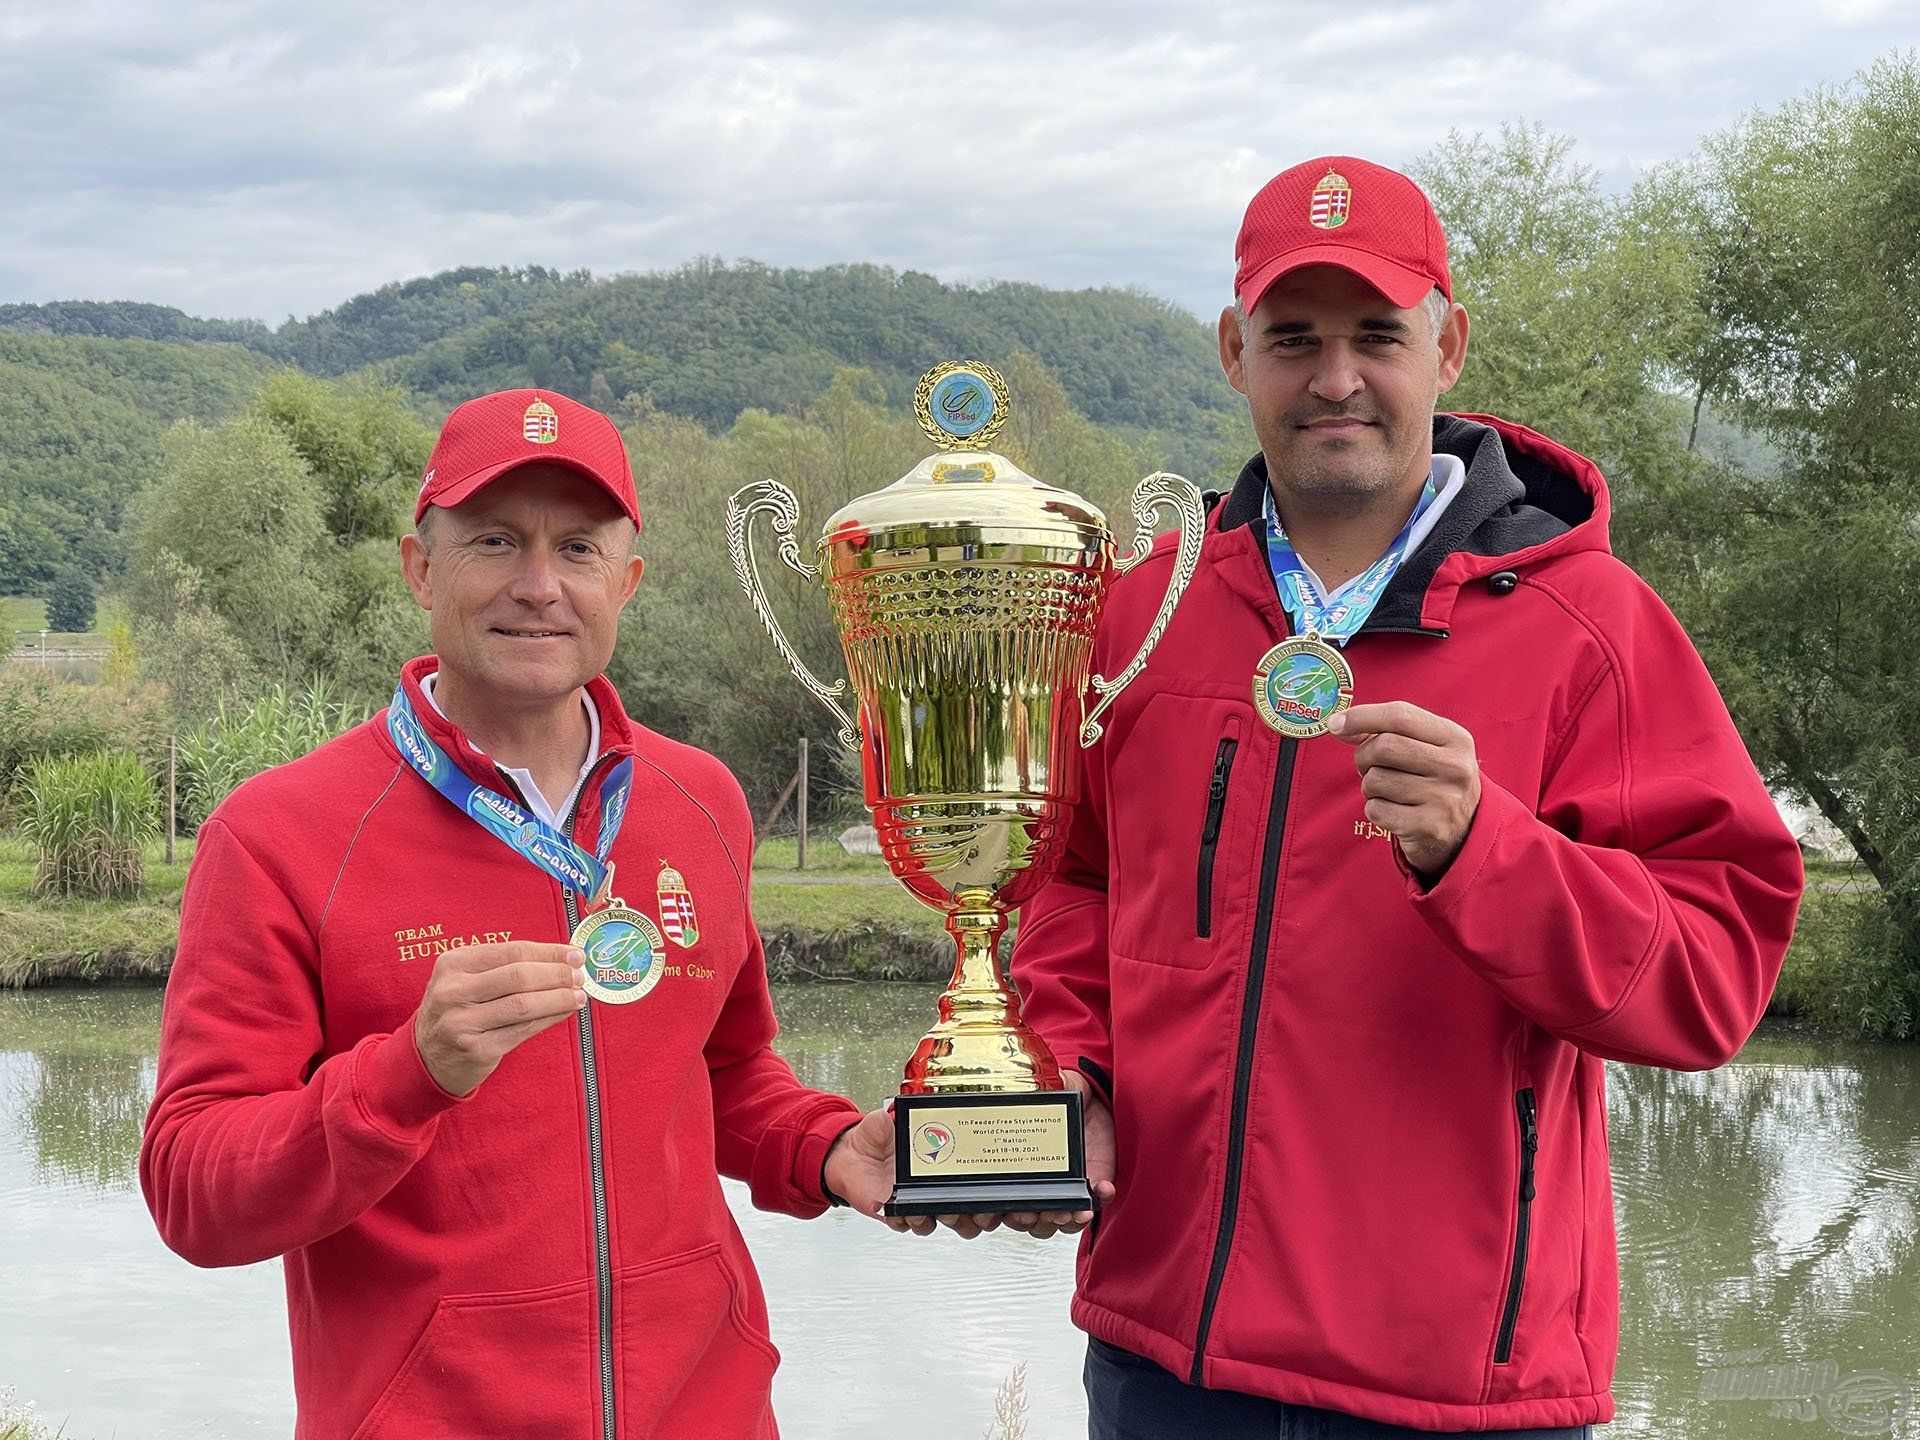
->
[0, 332, 273, 593]
[0, 261, 1243, 597]
[1, 261, 1236, 442]
[384, 260, 1236, 443]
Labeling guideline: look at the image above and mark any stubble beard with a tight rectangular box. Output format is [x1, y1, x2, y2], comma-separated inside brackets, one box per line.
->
[1260, 410, 1417, 515]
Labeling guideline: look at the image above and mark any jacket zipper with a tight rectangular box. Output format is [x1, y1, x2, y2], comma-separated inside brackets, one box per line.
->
[1494, 1087, 1538, 1365]
[1190, 734, 1298, 1384]
[504, 760, 619, 1440]
[1196, 737, 1239, 938]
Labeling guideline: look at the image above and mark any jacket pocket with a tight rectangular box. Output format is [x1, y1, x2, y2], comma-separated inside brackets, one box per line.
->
[1493, 1087, 1538, 1365]
[618, 1243, 779, 1437]
[1109, 697, 1250, 969]
[1195, 735, 1240, 937]
[351, 1276, 593, 1440]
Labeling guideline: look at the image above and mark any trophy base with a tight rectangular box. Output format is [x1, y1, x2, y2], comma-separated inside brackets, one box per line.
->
[882, 1090, 1097, 1218]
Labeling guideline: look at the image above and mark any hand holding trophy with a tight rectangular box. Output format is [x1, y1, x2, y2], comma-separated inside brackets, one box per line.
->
[726, 361, 1202, 1222]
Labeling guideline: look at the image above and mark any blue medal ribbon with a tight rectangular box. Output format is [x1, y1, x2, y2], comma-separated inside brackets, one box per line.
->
[1261, 479, 1438, 646]
[387, 685, 633, 899]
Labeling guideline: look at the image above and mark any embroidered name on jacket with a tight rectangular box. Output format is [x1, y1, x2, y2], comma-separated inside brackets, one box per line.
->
[393, 924, 515, 963]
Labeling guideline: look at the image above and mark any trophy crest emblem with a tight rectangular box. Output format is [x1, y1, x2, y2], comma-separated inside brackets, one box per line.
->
[522, 398, 560, 445]
[1310, 169, 1352, 229]
[914, 361, 1011, 452]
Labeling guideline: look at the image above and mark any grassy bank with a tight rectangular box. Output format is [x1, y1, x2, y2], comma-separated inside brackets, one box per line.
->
[4, 836, 1913, 1037]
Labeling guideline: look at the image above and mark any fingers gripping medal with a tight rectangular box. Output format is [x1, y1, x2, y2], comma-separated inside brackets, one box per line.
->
[573, 866, 667, 1006]
[1253, 479, 1437, 737]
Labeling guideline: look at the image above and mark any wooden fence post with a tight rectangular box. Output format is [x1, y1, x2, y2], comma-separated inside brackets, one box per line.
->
[796, 737, 809, 871]
[166, 734, 177, 865]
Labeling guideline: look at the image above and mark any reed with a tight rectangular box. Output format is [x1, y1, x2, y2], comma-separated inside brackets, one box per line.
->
[178, 680, 368, 829]
[19, 751, 159, 900]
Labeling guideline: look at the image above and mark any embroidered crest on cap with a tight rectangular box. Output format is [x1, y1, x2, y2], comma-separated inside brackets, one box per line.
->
[522, 399, 559, 445]
[1310, 170, 1352, 230]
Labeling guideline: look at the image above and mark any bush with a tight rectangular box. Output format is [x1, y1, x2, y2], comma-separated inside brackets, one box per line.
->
[0, 662, 172, 818]
[20, 750, 161, 899]
[1771, 889, 1920, 1041]
[178, 680, 369, 829]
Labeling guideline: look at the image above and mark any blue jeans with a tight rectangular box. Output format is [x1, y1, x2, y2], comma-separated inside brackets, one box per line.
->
[1086, 1339, 1595, 1439]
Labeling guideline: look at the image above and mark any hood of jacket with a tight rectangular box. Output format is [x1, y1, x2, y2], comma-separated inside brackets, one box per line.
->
[1210, 412, 1611, 634]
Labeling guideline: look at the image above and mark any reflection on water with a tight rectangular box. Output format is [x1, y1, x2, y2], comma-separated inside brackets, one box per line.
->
[2, 989, 1916, 1438]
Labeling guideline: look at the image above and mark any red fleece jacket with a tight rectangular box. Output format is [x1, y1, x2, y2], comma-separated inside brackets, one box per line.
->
[140, 658, 860, 1440]
[1010, 415, 1804, 1431]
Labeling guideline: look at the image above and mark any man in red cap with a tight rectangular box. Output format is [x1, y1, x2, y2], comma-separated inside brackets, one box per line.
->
[142, 389, 908, 1439]
[1005, 159, 1803, 1434]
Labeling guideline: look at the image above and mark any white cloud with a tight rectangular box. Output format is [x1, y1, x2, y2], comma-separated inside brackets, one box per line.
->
[1, 0, 1916, 320]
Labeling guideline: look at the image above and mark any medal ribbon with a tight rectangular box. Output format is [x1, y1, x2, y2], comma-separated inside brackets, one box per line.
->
[386, 685, 633, 899]
[1261, 479, 1438, 647]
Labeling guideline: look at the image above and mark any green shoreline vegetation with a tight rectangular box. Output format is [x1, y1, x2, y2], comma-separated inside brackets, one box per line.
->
[0, 832, 1883, 1032]
[0, 833, 956, 989]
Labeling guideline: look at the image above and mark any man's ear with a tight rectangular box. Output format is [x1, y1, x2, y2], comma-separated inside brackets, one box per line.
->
[1435, 303, 1471, 395]
[1218, 306, 1249, 396]
[617, 554, 645, 608]
[399, 534, 434, 611]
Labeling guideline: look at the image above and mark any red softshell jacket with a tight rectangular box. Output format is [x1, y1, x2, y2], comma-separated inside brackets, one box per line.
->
[140, 658, 861, 1440]
[1010, 415, 1804, 1431]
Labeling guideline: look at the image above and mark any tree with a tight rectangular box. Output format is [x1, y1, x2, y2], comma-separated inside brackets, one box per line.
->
[126, 416, 338, 690]
[45, 568, 96, 634]
[1657, 56, 1920, 1031]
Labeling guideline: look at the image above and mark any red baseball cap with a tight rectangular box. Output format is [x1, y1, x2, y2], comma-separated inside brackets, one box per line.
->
[415, 388, 641, 530]
[1234, 156, 1451, 315]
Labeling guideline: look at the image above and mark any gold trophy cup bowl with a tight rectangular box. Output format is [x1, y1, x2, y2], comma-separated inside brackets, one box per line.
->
[725, 361, 1203, 1214]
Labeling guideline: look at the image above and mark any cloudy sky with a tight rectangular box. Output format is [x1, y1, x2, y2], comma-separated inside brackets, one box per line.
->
[3, 0, 1915, 323]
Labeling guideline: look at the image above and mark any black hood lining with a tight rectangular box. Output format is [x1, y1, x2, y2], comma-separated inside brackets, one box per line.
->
[1214, 416, 1586, 633]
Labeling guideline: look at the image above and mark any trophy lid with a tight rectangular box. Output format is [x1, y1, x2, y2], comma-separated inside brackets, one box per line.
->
[819, 361, 1108, 560]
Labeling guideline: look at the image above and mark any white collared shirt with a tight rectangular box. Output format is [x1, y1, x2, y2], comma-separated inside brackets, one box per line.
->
[420, 671, 601, 828]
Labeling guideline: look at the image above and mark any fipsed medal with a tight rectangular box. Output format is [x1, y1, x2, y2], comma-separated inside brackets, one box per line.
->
[572, 867, 666, 1006]
[1252, 632, 1354, 739]
[1252, 479, 1437, 737]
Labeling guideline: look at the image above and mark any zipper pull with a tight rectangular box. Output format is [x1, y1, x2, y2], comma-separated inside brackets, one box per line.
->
[1519, 1091, 1538, 1201]
[1202, 742, 1235, 843]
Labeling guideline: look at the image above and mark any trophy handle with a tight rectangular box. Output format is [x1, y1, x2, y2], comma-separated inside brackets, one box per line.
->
[725, 480, 861, 751]
[1079, 471, 1206, 747]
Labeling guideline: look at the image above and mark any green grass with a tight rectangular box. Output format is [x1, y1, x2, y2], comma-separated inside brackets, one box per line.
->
[3, 592, 123, 647]
[0, 834, 190, 987]
[751, 875, 943, 933]
[751, 831, 893, 877]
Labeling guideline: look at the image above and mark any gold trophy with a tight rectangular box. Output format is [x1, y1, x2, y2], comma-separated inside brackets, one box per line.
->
[726, 361, 1203, 1214]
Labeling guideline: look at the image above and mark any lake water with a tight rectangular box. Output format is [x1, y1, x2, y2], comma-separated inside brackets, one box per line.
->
[2, 987, 1917, 1439]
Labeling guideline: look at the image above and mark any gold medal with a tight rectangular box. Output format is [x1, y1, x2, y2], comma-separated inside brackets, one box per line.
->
[573, 898, 667, 1006]
[1252, 634, 1353, 738]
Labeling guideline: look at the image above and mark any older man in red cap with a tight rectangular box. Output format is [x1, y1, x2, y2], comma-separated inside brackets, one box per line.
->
[1005, 159, 1803, 1435]
[141, 389, 906, 1439]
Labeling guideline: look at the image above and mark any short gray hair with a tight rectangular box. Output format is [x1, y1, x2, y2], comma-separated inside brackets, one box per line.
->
[1234, 286, 1453, 340]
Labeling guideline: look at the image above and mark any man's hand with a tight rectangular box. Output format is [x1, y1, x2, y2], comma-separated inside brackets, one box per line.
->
[820, 1106, 1003, 1237]
[997, 1070, 1117, 1240]
[821, 1106, 897, 1220]
[826, 1072, 1118, 1240]
[1327, 701, 1482, 882]
[413, 941, 587, 1096]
